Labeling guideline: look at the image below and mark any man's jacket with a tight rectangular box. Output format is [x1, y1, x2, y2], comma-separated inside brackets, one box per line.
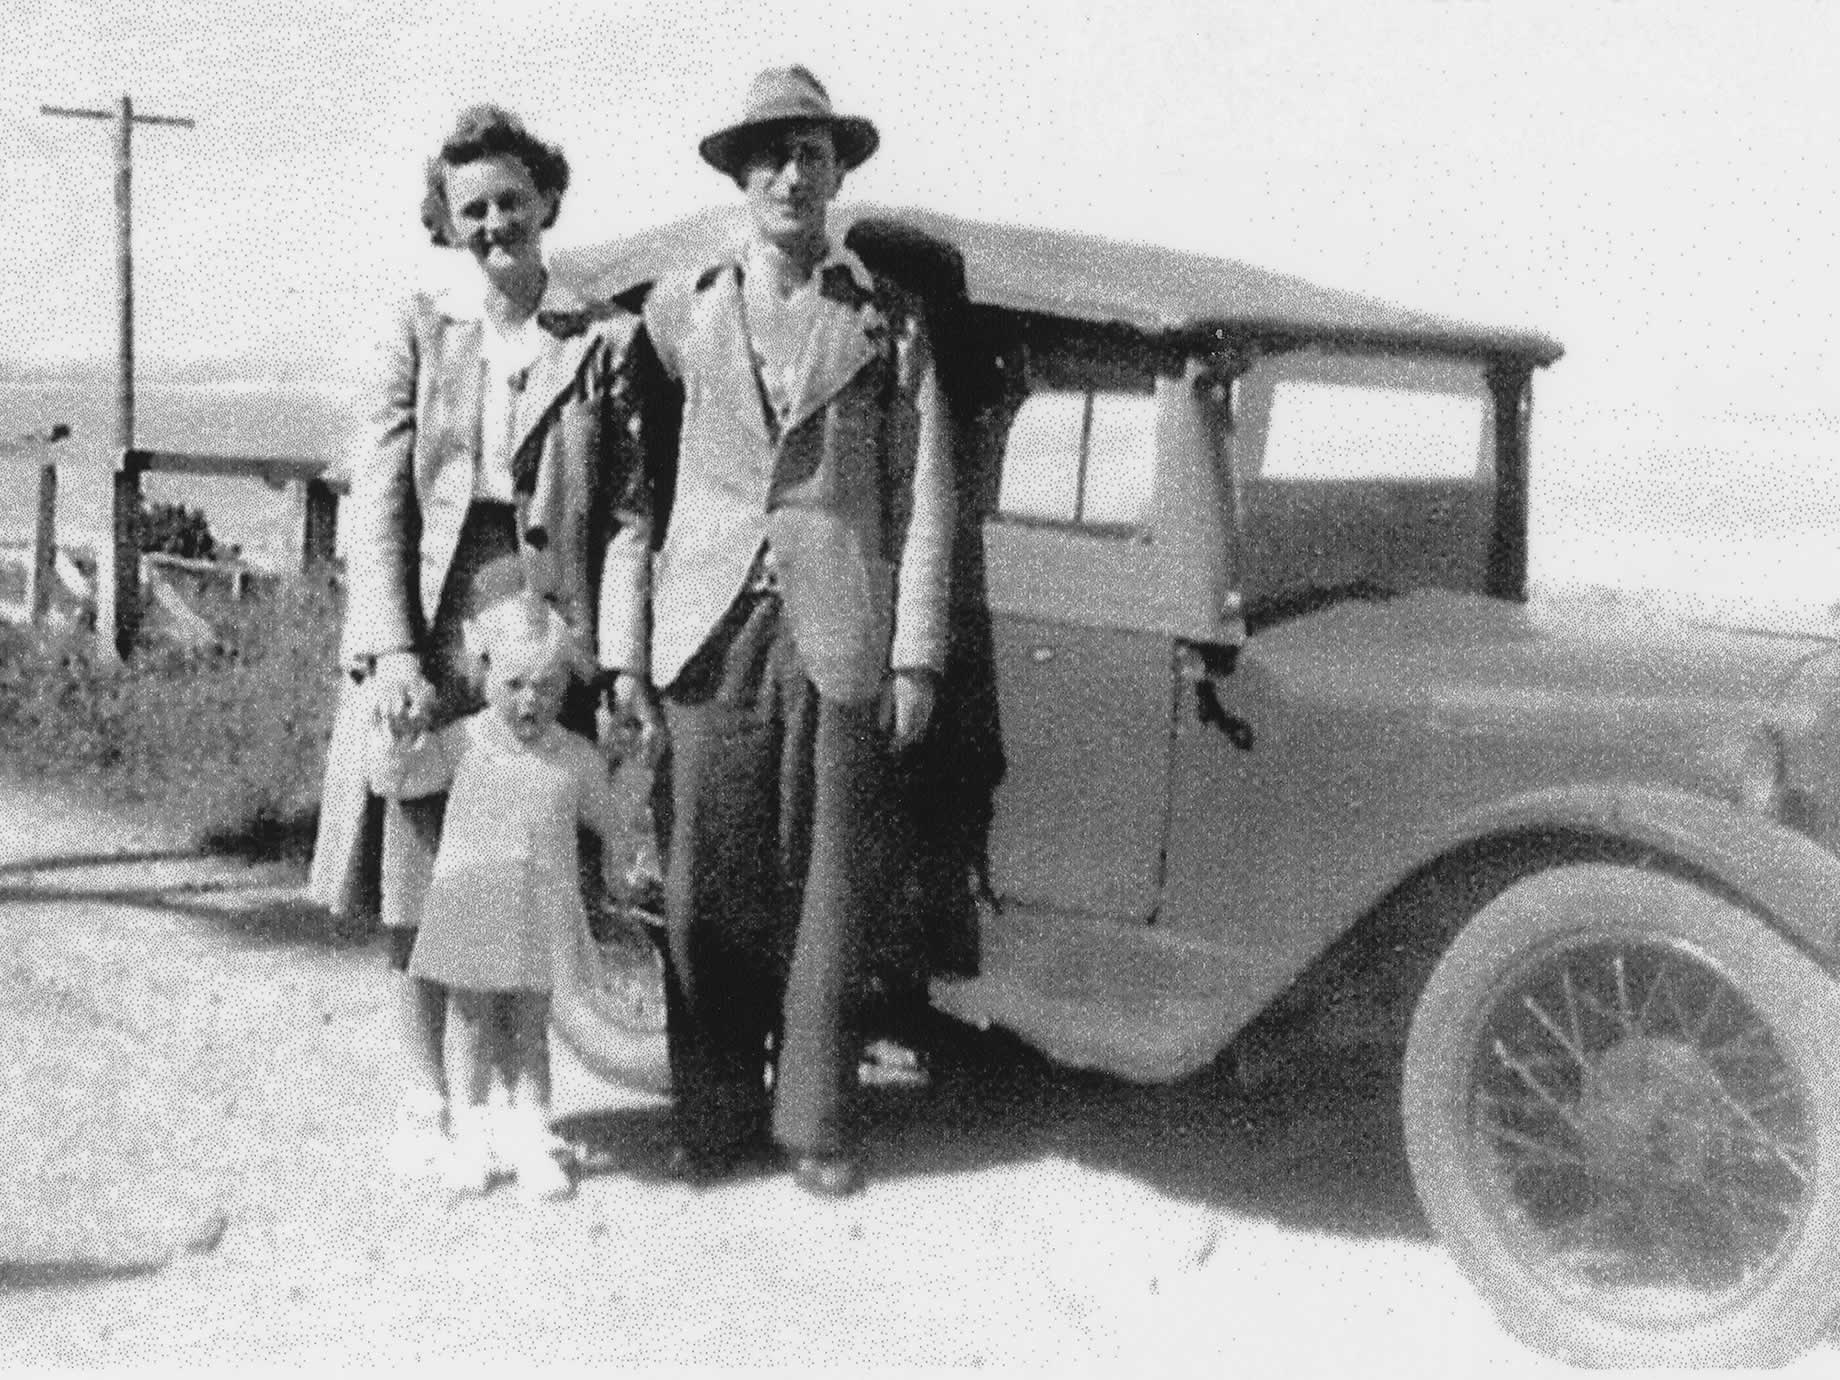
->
[642, 247, 953, 704]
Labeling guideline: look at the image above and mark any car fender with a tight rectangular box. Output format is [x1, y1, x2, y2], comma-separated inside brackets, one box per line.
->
[1425, 783, 1840, 964]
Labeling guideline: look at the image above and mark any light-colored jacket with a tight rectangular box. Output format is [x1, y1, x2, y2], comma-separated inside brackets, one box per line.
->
[643, 246, 953, 703]
[310, 271, 650, 918]
[341, 273, 651, 671]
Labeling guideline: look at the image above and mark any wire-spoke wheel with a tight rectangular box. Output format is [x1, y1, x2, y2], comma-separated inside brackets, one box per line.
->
[550, 894, 670, 1094]
[1404, 864, 1840, 1367]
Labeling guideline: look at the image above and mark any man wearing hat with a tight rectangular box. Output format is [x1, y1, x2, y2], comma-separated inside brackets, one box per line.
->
[642, 66, 954, 1196]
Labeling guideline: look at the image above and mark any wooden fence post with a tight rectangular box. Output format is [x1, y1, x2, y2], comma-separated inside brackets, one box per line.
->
[27, 461, 58, 627]
[99, 448, 146, 662]
[302, 476, 338, 572]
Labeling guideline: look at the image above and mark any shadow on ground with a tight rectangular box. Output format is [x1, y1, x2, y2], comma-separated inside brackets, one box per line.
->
[0, 849, 201, 878]
[0, 854, 371, 953]
[4, 821, 1422, 1245]
[0, 1255, 174, 1293]
[557, 1006, 1425, 1244]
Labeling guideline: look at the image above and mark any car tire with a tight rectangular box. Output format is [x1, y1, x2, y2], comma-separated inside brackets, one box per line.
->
[550, 901, 671, 1096]
[1402, 862, 1840, 1367]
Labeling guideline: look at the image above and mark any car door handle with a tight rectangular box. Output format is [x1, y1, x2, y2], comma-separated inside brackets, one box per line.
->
[1195, 681, 1255, 750]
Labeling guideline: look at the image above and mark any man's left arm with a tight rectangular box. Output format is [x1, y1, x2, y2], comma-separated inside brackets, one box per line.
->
[594, 320, 667, 763]
[887, 314, 955, 748]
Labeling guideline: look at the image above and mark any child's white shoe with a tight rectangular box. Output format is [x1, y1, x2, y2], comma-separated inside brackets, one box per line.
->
[513, 1144, 576, 1201]
[503, 1114, 576, 1201]
[442, 1107, 498, 1196]
[384, 1090, 449, 1179]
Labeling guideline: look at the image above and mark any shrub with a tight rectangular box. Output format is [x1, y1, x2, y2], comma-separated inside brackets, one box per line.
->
[136, 500, 219, 561]
[0, 574, 344, 859]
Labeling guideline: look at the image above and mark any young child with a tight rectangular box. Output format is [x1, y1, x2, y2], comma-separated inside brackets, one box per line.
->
[369, 590, 625, 1199]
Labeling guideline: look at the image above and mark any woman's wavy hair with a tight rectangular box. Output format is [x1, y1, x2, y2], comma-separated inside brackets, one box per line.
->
[420, 105, 571, 247]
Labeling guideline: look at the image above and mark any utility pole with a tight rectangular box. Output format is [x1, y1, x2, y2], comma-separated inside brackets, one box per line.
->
[40, 95, 196, 662]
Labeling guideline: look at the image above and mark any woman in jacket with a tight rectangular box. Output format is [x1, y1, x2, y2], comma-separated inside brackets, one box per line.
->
[310, 104, 655, 1178]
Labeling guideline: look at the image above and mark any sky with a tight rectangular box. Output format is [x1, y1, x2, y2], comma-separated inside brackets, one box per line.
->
[3, 0, 1839, 600]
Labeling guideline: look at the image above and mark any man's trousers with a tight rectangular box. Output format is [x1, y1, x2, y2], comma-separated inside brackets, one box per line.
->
[660, 589, 895, 1158]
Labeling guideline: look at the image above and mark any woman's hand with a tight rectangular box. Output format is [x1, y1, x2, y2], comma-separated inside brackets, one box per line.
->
[608, 672, 667, 768]
[369, 651, 437, 736]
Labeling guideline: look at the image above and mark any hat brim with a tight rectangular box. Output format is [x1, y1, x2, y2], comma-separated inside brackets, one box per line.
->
[699, 115, 880, 179]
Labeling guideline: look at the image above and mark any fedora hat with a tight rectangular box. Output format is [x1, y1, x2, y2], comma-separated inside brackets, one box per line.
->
[698, 66, 879, 178]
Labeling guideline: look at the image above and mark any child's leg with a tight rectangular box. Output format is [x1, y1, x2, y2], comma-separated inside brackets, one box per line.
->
[441, 988, 499, 1193]
[480, 993, 516, 1124]
[444, 988, 496, 1109]
[502, 992, 572, 1199]
[506, 992, 553, 1121]
[399, 970, 449, 1103]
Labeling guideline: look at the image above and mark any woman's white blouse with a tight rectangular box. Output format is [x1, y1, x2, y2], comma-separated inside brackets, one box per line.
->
[476, 310, 547, 503]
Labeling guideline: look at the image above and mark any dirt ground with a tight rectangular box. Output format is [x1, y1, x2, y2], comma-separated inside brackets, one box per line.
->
[1, 778, 1823, 1375]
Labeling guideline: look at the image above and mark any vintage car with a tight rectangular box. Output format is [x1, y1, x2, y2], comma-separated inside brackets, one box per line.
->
[561, 208, 1840, 1368]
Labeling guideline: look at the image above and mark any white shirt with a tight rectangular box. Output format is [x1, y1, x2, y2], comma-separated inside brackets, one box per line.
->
[476, 309, 547, 502]
[434, 266, 587, 503]
[738, 239, 876, 429]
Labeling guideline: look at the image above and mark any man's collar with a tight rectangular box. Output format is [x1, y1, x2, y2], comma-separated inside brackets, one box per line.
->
[734, 238, 873, 297]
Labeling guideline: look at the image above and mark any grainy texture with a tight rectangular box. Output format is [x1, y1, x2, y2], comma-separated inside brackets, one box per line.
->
[4, 778, 1817, 1373]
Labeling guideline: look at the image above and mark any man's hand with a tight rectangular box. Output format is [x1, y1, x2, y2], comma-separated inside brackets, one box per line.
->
[882, 668, 938, 752]
[608, 671, 667, 768]
[369, 651, 437, 737]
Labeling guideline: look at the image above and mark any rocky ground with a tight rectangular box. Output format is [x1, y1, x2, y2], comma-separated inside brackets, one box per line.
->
[0, 777, 1809, 1374]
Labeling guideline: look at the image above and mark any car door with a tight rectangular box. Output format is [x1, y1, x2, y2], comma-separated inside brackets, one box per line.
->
[1158, 346, 1503, 1021]
[981, 379, 1174, 921]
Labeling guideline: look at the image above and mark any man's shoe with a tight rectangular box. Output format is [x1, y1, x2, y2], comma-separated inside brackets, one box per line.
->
[792, 1154, 862, 1199]
[665, 1139, 777, 1187]
[663, 1143, 717, 1185]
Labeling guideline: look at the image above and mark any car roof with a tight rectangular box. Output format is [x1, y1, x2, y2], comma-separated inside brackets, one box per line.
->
[560, 204, 1564, 368]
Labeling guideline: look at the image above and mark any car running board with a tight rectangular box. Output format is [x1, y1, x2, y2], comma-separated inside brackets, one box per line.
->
[929, 904, 1249, 1083]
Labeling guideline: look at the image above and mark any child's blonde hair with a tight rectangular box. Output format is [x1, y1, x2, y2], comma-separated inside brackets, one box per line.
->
[462, 590, 591, 686]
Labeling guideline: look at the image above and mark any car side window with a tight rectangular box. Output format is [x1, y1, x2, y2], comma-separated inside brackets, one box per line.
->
[996, 387, 1158, 531]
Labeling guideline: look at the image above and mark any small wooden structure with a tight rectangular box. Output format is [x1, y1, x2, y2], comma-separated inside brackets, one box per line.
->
[109, 448, 342, 649]
[0, 428, 342, 646]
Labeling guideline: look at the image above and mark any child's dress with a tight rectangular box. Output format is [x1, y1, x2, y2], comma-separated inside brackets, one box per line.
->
[372, 711, 618, 993]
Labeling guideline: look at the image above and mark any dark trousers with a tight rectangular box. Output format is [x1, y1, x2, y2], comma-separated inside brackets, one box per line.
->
[661, 591, 893, 1158]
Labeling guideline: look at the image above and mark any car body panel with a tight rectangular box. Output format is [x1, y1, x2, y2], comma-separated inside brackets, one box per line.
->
[947, 580, 1840, 1078]
[938, 771, 1840, 1082]
[984, 615, 1171, 920]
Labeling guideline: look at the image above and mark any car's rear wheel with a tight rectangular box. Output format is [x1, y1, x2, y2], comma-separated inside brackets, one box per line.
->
[1403, 863, 1840, 1367]
[550, 895, 670, 1095]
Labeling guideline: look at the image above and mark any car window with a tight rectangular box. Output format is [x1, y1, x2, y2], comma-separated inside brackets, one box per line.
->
[1255, 357, 1489, 483]
[997, 388, 1158, 530]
